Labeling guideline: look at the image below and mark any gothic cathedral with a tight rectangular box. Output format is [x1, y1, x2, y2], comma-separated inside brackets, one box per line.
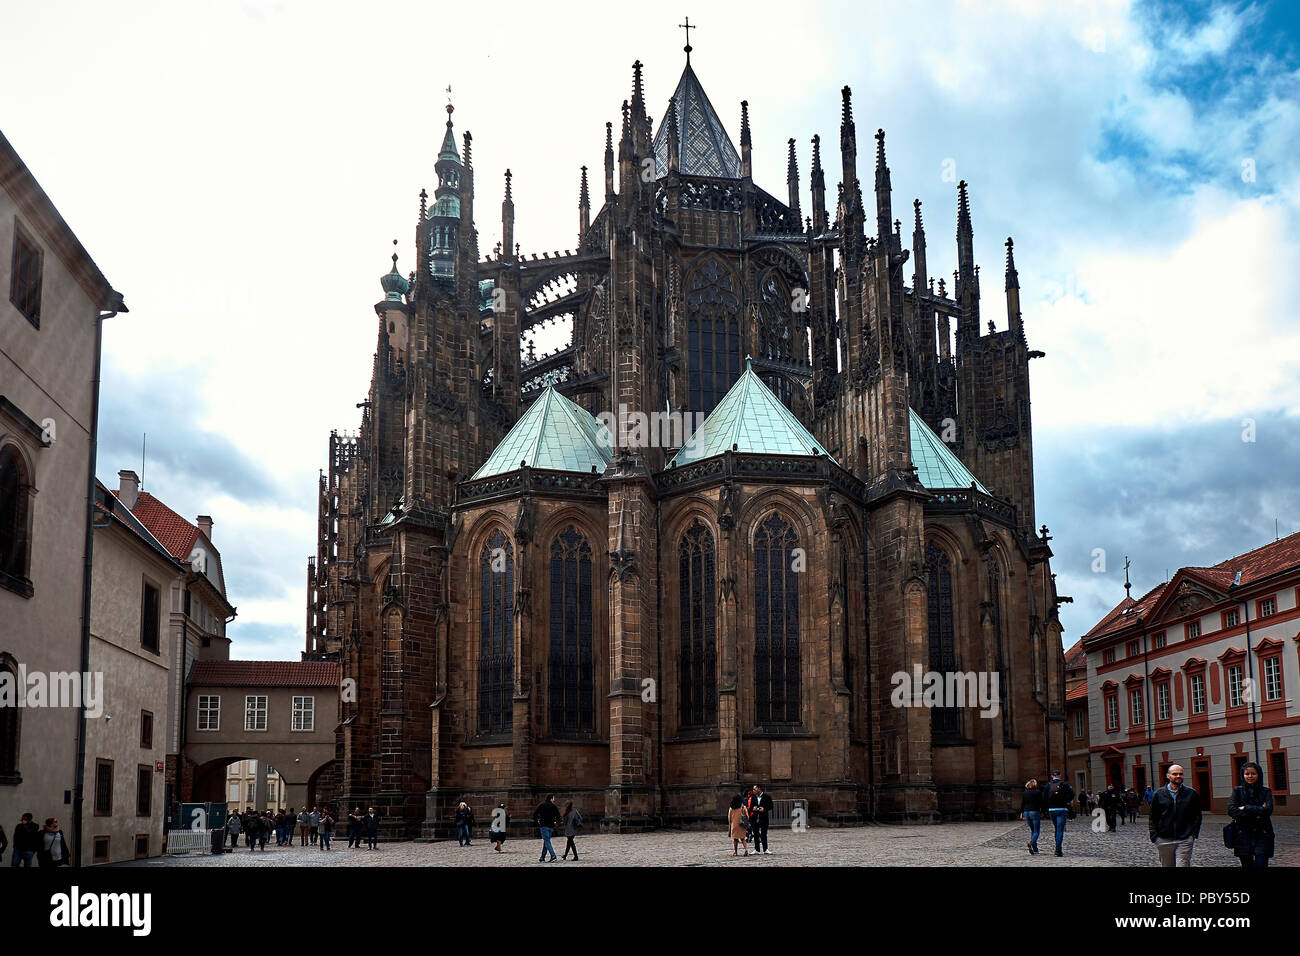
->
[307, 48, 1068, 835]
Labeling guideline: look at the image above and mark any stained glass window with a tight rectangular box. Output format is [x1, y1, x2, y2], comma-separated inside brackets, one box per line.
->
[755, 512, 800, 725]
[549, 526, 594, 734]
[926, 544, 960, 737]
[687, 259, 741, 416]
[479, 530, 514, 735]
[679, 520, 717, 728]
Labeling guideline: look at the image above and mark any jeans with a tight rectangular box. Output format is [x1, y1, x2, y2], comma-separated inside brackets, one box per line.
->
[1048, 809, 1068, 851]
[1023, 810, 1041, 849]
[320, 830, 331, 850]
[563, 835, 578, 859]
[300, 827, 309, 846]
[539, 826, 557, 860]
[366, 831, 378, 848]
[1156, 837, 1195, 867]
[310, 827, 318, 845]
[752, 819, 769, 853]
[457, 822, 470, 846]
[228, 832, 239, 848]
[1104, 809, 1117, 831]
[1239, 854, 1269, 868]
[9, 850, 35, 867]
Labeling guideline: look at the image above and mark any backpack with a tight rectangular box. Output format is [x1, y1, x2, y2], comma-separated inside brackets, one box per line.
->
[1047, 779, 1063, 801]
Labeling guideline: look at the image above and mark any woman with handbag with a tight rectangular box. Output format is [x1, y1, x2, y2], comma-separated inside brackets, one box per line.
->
[561, 801, 583, 861]
[728, 794, 750, 857]
[1227, 761, 1274, 868]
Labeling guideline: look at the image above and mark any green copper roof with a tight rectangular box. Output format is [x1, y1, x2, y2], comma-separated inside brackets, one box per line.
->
[438, 119, 460, 164]
[669, 361, 831, 467]
[909, 408, 989, 492]
[471, 387, 612, 479]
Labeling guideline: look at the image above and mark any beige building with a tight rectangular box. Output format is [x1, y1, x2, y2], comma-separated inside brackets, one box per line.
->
[84, 478, 184, 863]
[184, 661, 339, 812]
[223, 759, 287, 810]
[0, 130, 126, 856]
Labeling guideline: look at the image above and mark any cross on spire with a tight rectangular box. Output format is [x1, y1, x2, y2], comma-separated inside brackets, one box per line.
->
[680, 17, 695, 63]
[1123, 555, 1132, 598]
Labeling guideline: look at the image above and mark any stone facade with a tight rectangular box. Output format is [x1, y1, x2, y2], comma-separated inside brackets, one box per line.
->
[307, 54, 1067, 836]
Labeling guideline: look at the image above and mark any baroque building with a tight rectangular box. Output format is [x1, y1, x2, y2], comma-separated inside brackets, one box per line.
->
[307, 49, 1068, 834]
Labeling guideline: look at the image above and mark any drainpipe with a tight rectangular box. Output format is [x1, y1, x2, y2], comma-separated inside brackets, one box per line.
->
[1139, 616, 1152, 789]
[75, 300, 120, 867]
[1232, 584, 1262, 762]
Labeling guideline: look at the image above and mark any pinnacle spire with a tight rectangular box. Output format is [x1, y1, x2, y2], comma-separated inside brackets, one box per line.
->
[1004, 237, 1019, 291]
[579, 166, 590, 207]
[787, 138, 801, 221]
[462, 130, 472, 168]
[740, 100, 751, 147]
[504, 168, 512, 203]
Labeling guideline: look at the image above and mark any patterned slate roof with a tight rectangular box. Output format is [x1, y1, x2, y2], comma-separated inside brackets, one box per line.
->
[908, 409, 990, 492]
[189, 660, 340, 688]
[1063, 640, 1086, 669]
[652, 63, 742, 179]
[471, 386, 612, 479]
[668, 361, 831, 467]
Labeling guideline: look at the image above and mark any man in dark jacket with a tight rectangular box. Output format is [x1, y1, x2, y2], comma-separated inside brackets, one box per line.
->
[1043, 770, 1075, 857]
[37, 818, 70, 867]
[533, 795, 562, 862]
[750, 784, 774, 855]
[1148, 764, 1201, 867]
[1099, 783, 1124, 832]
[10, 813, 40, 867]
[364, 807, 380, 849]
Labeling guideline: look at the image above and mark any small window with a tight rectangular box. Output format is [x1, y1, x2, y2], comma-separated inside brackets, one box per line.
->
[244, 695, 268, 731]
[93, 836, 109, 863]
[1152, 631, 1166, 649]
[1270, 752, 1289, 792]
[140, 710, 154, 749]
[1258, 596, 1276, 618]
[9, 219, 43, 327]
[291, 696, 314, 732]
[1223, 608, 1239, 629]
[1190, 673, 1206, 715]
[246, 782, 255, 803]
[1186, 620, 1201, 640]
[1156, 683, 1171, 721]
[94, 759, 113, 816]
[141, 580, 161, 653]
[1126, 640, 1140, 657]
[1228, 665, 1244, 708]
[1263, 656, 1282, 702]
[134, 835, 149, 859]
[1103, 648, 1115, 665]
[1130, 687, 1144, 725]
[136, 765, 151, 816]
[197, 695, 220, 731]
[1105, 694, 1119, 731]
[1073, 709, 1085, 739]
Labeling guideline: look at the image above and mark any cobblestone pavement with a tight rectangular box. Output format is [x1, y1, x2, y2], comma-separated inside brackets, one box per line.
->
[118, 814, 1298, 868]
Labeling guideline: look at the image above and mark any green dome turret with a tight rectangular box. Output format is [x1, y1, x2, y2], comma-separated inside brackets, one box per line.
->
[380, 243, 410, 301]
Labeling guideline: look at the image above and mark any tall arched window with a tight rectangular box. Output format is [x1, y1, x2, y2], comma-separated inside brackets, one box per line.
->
[926, 543, 960, 737]
[687, 258, 741, 415]
[0, 652, 19, 779]
[678, 520, 717, 729]
[478, 530, 514, 735]
[987, 555, 1011, 740]
[755, 512, 800, 725]
[549, 526, 594, 735]
[757, 270, 797, 410]
[0, 445, 32, 590]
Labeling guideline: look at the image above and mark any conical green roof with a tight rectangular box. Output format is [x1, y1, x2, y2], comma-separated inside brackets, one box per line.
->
[668, 361, 830, 467]
[908, 408, 989, 492]
[438, 118, 460, 164]
[471, 387, 612, 479]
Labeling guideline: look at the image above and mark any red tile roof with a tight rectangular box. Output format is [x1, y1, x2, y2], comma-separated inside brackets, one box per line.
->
[1066, 683, 1089, 702]
[189, 660, 340, 688]
[1063, 640, 1086, 669]
[121, 491, 200, 561]
[1083, 531, 1300, 642]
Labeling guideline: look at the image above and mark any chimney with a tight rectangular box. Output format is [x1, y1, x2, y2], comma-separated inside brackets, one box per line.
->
[196, 515, 213, 541]
[117, 470, 140, 510]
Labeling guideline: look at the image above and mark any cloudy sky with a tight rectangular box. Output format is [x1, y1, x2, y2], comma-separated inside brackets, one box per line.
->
[6, 0, 1299, 656]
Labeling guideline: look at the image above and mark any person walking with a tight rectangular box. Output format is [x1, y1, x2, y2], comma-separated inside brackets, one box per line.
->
[561, 801, 582, 861]
[1148, 764, 1202, 867]
[728, 794, 750, 857]
[243, 808, 259, 850]
[319, 810, 334, 851]
[346, 807, 361, 848]
[309, 807, 320, 846]
[1227, 761, 1274, 869]
[275, 809, 286, 846]
[1142, 785, 1154, 816]
[1099, 783, 1122, 832]
[9, 813, 40, 867]
[285, 808, 298, 846]
[455, 802, 473, 847]
[533, 794, 561, 863]
[488, 804, 509, 852]
[1125, 788, 1139, 824]
[226, 811, 241, 849]
[299, 808, 311, 846]
[749, 784, 773, 855]
[1043, 769, 1075, 857]
[364, 807, 380, 849]
[1020, 778, 1045, 855]
[37, 818, 70, 867]
[260, 811, 273, 850]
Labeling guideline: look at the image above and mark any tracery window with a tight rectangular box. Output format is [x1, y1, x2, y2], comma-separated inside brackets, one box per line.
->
[478, 530, 514, 735]
[687, 259, 741, 416]
[757, 270, 796, 410]
[926, 543, 960, 737]
[549, 526, 594, 735]
[987, 556, 1011, 740]
[754, 512, 800, 725]
[678, 520, 717, 729]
